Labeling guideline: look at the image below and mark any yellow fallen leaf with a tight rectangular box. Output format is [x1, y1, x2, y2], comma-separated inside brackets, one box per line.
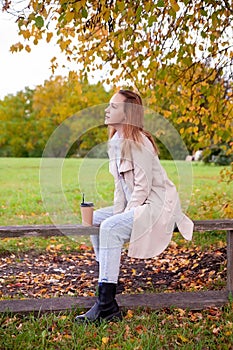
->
[102, 337, 109, 345]
[177, 308, 186, 316]
[125, 309, 134, 319]
[132, 268, 136, 276]
[225, 331, 232, 336]
[46, 244, 54, 251]
[59, 315, 67, 320]
[55, 244, 64, 250]
[191, 263, 199, 269]
[64, 334, 72, 339]
[177, 334, 189, 343]
[179, 275, 186, 281]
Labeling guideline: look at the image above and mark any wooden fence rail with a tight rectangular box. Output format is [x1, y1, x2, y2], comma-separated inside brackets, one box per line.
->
[0, 219, 232, 315]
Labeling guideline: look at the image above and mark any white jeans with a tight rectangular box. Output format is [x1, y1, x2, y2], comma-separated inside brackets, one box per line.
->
[90, 206, 134, 284]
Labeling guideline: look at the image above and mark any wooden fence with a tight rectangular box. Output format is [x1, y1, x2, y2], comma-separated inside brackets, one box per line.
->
[0, 219, 232, 315]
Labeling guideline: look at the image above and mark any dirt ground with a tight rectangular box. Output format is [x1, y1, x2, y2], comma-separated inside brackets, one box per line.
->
[0, 243, 226, 299]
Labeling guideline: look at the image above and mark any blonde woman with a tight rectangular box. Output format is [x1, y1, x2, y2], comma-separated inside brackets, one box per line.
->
[75, 90, 193, 323]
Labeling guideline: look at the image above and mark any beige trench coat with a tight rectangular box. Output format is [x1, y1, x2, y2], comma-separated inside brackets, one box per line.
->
[108, 132, 194, 259]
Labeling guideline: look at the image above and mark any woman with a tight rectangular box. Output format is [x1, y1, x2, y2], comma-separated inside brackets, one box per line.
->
[75, 90, 193, 323]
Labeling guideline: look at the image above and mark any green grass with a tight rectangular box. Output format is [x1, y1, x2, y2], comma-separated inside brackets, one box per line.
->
[0, 157, 114, 226]
[0, 158, 232, 226]
[0, 306, 233, 350]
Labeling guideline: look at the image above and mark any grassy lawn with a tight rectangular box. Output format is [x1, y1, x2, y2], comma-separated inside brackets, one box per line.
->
[1, 306, 233, 350]
[0, 157, 232, 226]
[0, 158, 232, 349]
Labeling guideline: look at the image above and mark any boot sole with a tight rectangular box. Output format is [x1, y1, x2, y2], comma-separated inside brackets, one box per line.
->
[75, 310, 123, 324]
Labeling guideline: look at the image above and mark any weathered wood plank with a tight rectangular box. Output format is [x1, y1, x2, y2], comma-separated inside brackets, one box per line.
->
[0, 296, 93, 315]
[193, 219, 233, 232]
[117, 290, 229, 311]
[0, 224, 99, 238]
[227, 230, 233, 294]
[0, 290, 229, 315]
[0, 220, 233, 238]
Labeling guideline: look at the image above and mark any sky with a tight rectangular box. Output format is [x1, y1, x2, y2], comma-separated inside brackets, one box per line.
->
[0, 11, 88, 99]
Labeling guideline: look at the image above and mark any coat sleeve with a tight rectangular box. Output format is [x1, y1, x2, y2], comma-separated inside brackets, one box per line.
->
[125, 142, 153, 211]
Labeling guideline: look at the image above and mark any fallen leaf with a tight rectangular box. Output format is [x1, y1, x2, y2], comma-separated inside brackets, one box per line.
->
[0, 246, 227, 299]
[125, 310, 134, 319]
[177, 334, 189, 343]
[101, 337, 109, 345]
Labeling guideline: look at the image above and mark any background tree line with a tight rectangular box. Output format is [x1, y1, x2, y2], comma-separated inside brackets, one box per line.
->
[0, 73, 110, 158]
[0, 69, 232, 162]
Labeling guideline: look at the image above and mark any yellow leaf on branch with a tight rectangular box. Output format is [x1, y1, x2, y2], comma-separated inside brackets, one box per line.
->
[170, 0, 180, 12]
[65, 10, 74, 23]
[10, 42, 24, 52]
[25, 45, 31, 53]
[46, 32, 53, 43]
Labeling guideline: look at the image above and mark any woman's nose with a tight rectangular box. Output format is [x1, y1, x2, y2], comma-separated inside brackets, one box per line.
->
[105, 105, 110, 112]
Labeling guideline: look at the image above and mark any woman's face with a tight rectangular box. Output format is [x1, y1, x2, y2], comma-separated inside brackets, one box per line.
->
[105, 93, 126, 126]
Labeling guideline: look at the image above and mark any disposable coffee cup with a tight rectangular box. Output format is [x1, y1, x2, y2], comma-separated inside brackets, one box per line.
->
[80, 194, 94, 226]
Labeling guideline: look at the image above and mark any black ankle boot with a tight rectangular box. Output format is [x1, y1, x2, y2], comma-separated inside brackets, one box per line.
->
[75, 282, 122, 323]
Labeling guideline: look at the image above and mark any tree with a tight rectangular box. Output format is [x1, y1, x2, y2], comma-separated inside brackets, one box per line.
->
[0, 73, 110, 157]
[32, 73, 110, 157]
[146, 62, 233, 158]
[2, 0, 232, 156]
[0, 88, 35, 157]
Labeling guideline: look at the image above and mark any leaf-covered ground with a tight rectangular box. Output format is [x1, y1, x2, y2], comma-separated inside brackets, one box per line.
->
[0, 243, 227, 299]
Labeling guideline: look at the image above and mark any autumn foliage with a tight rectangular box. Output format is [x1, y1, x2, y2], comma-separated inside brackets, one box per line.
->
[2, 0, 233, 156]
[0, 74, 110, 157]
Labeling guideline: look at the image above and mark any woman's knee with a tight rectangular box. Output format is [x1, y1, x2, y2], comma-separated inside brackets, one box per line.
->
[99, 219, 122, 247]
[100, 219, 112, 232]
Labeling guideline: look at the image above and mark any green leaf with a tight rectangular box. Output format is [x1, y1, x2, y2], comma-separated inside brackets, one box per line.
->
[81, 7, 88, 18]
[35, 16, 44, 29]
[148, 15, 156, 26]
[201, 9, 208, 16]
[136, 5, 143, 17]
[201, 31, 207, 38]
[157, 0, 165, 7]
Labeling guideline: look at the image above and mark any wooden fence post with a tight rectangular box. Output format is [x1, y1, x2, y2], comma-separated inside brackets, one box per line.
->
[227, 230, 233, 295]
